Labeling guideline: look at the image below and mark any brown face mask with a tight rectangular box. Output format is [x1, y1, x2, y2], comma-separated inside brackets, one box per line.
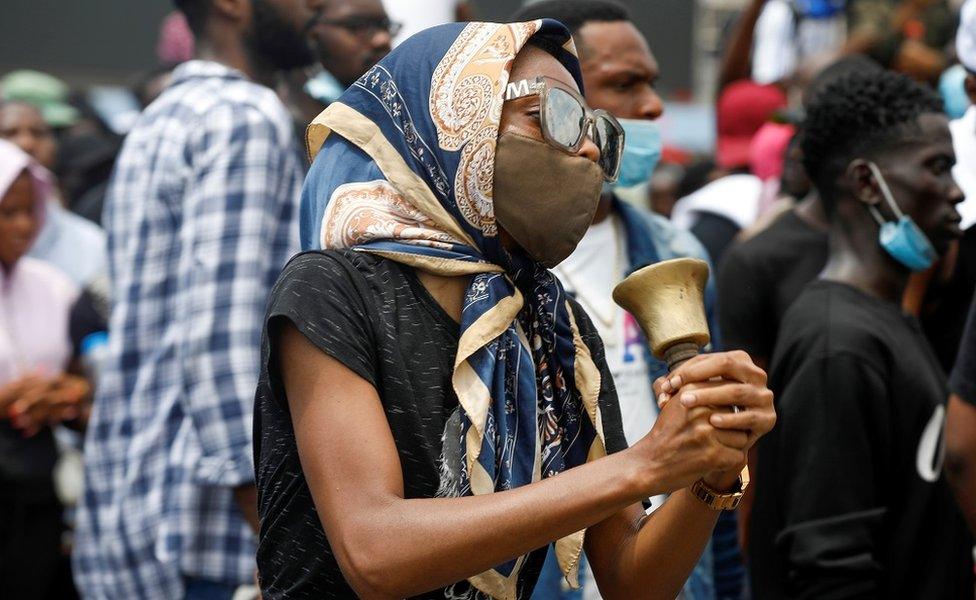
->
[492, 132, 604, 268]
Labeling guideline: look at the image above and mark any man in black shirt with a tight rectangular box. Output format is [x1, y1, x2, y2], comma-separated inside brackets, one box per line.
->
[719, 55, 883, 370]
[749, 69, 973, 598]
[717, 187, 827, 371]
[948, 295, 976, 534]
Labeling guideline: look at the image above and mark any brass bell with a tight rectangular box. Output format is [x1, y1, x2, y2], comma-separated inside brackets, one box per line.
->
[614, 257, 750, 487]
[612, 258, 710, 371]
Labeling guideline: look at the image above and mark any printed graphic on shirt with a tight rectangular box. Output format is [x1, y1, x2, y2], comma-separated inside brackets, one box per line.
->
[916, 404, 947, 483]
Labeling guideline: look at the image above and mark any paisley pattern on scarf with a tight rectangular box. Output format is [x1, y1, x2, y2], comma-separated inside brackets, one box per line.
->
[321, 180, 459, 250]
[429, 21, 547, 236]
[302, 21, 602, 599]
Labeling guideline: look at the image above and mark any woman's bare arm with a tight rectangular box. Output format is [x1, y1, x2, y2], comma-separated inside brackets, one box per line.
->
[277, 322, 754, 599]
[586, 352, 773, 599]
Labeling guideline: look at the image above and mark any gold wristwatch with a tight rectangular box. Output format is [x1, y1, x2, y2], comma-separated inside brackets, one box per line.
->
[691, 466, 750, 511]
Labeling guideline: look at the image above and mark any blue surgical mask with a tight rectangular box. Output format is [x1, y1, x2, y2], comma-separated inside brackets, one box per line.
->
[614, 118, 663, 189]
[304, 68, 345, 105]
[939, 64, 971, 121]
[865, 162, 937, 272]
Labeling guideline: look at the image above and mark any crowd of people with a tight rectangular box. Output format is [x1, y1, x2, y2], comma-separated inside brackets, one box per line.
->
[1, 0, 975, 598]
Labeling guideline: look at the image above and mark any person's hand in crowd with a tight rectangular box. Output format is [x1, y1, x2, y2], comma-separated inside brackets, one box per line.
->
[894, 39, 946, 82]
[653, 351, 776, 490]
[0, 372, 91, 437]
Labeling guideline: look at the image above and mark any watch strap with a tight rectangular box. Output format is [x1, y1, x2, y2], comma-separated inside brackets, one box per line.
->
[691, 466, 750, 511]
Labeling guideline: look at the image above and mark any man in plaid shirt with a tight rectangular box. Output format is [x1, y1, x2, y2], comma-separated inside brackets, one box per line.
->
[72, 1, 317, 597]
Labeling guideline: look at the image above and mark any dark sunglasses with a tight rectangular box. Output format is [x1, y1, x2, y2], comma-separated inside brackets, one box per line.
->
[504, 76, 624, 182]
[315, 15, 402, 39]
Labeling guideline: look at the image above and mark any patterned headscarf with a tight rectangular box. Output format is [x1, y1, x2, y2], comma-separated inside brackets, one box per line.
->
[302, 21, 607, 598]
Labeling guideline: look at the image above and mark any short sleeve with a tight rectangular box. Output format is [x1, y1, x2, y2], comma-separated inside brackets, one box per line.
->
[265, 251, 378, 393]
[569, 300, 628, 455]
[950, 296, 976, 406]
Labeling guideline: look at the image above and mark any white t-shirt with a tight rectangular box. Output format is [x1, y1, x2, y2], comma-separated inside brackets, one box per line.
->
[554, 216, 667, 600]
[382, 0, 458, 44]
[752, 0, 846, 85]
[553, 216, 661, 461]
[671, 173, 763, 232]
[951, 106, 976, 230]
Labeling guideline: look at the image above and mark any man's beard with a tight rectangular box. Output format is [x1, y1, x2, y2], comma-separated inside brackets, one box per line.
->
[244, 0, 315, 71]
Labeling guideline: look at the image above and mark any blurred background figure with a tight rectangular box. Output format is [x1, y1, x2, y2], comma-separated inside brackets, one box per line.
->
[286, 0, 397, 129]
[915, 0, 976, 380]
[156, 10, 196, 65]
[0, 99, 107, 287]
[751, 0, 848, 87]
[747, 120, 797, 219]
[670, 80, 787, 265]
[648, 162, 685, 217]
[846, 0, 956, 84]
[929, 4, 976, 539]
[382, 0, 474, 43]
[0, 70, 80, 131]
[71, 0, 314, 598]
[0, 139, 92, 600]
[951, 0, 976, 228]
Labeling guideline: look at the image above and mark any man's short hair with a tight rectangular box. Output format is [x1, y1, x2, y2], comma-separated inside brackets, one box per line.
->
[802, 54, 881, 109]
[802, 69, 942, 216]
[512, 0, 630, 52]
[173, 0, 211, 37]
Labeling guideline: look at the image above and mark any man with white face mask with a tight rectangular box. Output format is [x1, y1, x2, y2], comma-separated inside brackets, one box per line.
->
[749, 68, 973, 599]
[511, 2, 731, 600]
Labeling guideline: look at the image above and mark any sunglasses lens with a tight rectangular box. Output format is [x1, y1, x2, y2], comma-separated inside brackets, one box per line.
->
[545, 87, 586, 150]
[595, 116, 622, 180]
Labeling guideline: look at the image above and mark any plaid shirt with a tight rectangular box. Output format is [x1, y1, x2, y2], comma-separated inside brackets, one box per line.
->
[73, 61, 302, 599]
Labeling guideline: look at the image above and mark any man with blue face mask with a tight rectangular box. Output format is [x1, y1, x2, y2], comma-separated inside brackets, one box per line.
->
[749, 68, 973, 598]
[510, 2, 733, 600]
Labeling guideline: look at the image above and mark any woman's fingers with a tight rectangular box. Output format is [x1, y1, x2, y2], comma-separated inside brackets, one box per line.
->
[660, 351, 767, 392]
[679, 384, 774, 409]
[709, 407, 777, 437]
[714, 428, 749, 450]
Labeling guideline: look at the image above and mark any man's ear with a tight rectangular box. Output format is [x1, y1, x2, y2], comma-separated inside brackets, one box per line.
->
[846, 159, 881, 207]
[965, 72, 976, 106]
[212, 0, 251, 27]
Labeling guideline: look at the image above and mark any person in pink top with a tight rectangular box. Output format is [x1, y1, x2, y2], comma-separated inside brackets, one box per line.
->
[0, 138, 90, 599]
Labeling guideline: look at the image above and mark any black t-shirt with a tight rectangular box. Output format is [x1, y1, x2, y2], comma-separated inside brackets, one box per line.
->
[690, 212, 740, 267]
[0, 425, 58, 502]
[254, 250, 627, 599]
[950, 292, 976, 406]
[749, 280, 973, 599]
[922, 224, 976, 372]
[718, 210, 828, 363]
